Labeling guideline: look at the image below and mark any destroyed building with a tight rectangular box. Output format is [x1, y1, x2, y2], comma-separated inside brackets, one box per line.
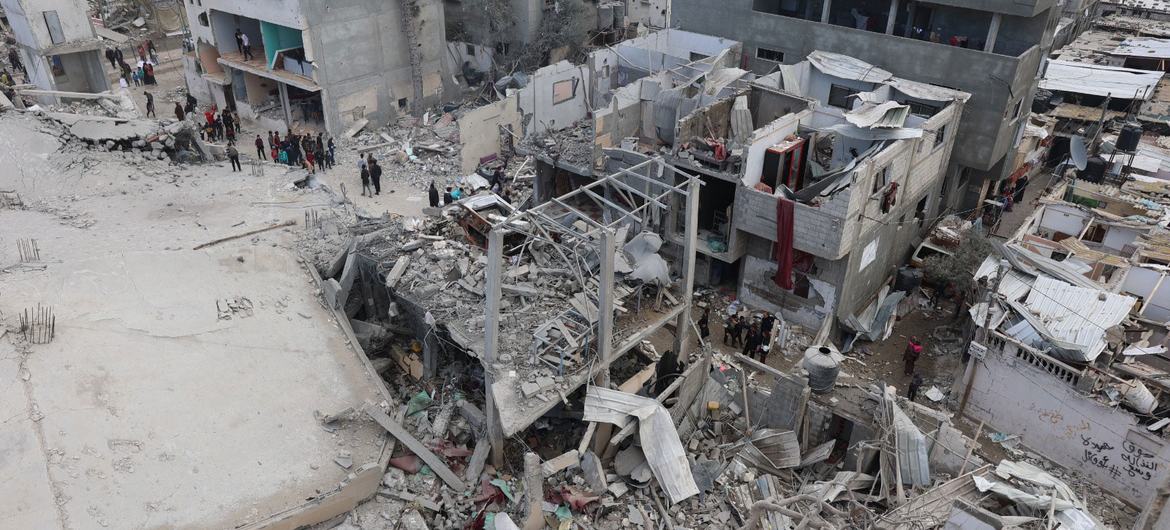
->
[594, 50, 966, 338]
[0, 0, 111, 102]
[951, 175, 1170, 525]
[1099, 0, 1170, 21]
[672, 0, 1061, 213]
[181, 0, 447, 135]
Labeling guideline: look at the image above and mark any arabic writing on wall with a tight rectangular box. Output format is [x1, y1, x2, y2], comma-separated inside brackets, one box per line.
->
[1081, 435, 1160, 482]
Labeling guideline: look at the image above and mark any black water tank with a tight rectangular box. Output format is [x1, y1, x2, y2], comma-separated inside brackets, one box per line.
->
[1118, 122, 1142, 152]
[1081, 156, 1107, 183]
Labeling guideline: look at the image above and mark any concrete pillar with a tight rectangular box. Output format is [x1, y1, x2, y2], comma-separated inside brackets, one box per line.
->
[821, 0, 832, 23]
[671, 176, 701, 359]
[886, 0, 900, 34]
[277, 82, 293, 130]
[984, 13, 1002, 53]
[482, 229, 507, 467]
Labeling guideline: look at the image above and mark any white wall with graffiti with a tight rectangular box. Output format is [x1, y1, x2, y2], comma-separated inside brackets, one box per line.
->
[961, 336, 1170, 506]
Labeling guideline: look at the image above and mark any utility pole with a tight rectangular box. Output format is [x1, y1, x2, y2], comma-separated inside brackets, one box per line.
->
[958, 258, 1009, 416]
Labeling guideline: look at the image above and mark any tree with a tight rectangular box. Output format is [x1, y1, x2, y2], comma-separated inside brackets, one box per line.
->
[922, 232, 993, 314]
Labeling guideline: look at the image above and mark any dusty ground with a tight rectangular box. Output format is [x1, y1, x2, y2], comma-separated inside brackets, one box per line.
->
[0, 111, 389, 529]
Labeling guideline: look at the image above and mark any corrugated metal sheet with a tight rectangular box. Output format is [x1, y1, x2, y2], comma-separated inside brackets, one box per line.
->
[1040, 60, 1161, 99]
[890, 400, 931, 487]
[975, 257, 1034, 302]
[1021, 276, 1136, 362]
[1114, 37, 1170, 59]
[845, 101, 911, 129]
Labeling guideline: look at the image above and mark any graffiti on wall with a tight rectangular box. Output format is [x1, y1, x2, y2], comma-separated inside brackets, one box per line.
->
[1081, 435, 1160, 482]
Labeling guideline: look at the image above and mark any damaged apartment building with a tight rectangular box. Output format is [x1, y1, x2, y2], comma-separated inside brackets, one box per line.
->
[672, 0, 1061, 213]
[181, 0, 447, 135]
[953, 174, 1170, 526]
[0, 0, 111, 103]
[592, 49, 966, 337]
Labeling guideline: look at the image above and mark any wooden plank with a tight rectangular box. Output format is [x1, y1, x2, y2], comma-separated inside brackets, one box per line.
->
[365, 406, 466, 490]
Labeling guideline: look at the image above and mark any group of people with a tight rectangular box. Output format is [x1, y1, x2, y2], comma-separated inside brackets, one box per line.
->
[198, 105, 241, 143]
[107, 41, 158, 89]
[359, 155, 383, 196]
[723, 309, 779, 363]
[269, 131, 334, 173]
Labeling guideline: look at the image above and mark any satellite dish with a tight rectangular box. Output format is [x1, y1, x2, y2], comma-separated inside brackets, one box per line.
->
[1070, 135, 1088, 170]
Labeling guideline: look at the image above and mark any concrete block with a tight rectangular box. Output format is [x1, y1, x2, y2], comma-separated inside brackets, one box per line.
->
[323, 279, 342, 309]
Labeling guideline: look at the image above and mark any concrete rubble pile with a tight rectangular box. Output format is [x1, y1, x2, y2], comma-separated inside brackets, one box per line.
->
[351, 114, 466, 191]
[521, 119, 595, 172]
[27, 110, 206, 163]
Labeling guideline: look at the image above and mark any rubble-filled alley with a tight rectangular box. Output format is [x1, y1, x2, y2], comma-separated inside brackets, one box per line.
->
[6, 0, 1170, 529]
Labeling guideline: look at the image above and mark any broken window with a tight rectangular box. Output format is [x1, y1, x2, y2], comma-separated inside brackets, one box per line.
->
[398, 98, 407, 110]
[552, 78, 577, 105]
[934, 124, 947, 149]
[466, 44, 475, 55]
[198, 12, 209, 26]
[915, 195, 928, 220]
[902, 100, 939, 117]
[43, 11, 65, 45]
[756, 47, 784, 63]
[827, 84, 858, 109]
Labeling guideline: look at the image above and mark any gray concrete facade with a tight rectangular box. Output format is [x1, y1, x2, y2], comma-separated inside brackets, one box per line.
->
[0, 0, 111, 101]
[182, 0, 445, 135]
[672, 0, 1059, 211]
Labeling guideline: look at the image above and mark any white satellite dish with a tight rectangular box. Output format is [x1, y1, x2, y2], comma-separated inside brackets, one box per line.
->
[1070, 135, 1088, 170]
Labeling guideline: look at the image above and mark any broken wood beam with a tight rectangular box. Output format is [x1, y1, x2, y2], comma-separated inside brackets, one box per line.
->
[193, 220, 297, 250]
[541, 449, 580, 477]
[365, 405, 466, 491]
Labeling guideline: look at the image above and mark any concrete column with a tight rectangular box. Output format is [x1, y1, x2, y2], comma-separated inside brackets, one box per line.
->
[984, 13, 1002, 53]
[482, 229, 507, 467]
[277, 82, 293, 131]
[821, 0, 832, 23]
[886, 0, 900, 34]
[671, 176, 701, 359]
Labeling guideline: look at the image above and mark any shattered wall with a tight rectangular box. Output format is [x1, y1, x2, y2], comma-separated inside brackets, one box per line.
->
[624, 0, 671, 28]
[517, 60, 592, 136]
[458, 93, 522, 174]
[0, 0, 98, 50]
[964, 340, 1170, 506]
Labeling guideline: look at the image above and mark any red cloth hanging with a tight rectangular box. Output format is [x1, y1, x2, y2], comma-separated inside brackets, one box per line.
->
[773, 197, 795, 290]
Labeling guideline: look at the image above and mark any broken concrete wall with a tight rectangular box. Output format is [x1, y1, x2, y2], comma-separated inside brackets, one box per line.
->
[675, 95, 736, 149]
[0, 0, 97, 50]
[613, 29, 738, 73]
[964, 340, 1170, 506]
[458, 93, 522, 174]
[300, 0, 445, 133]
[737, 253, 835, 331]
[446, 41, 494, 74]
[588, 47, 621, 109]
[594, 79, 648, 153]
[624, 0, 671, 28]
[517, 60, 592, 136]
[183, 56, 217, 109]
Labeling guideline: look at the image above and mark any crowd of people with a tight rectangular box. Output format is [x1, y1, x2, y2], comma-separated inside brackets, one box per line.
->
[106, 40, 159, 89]
[261, 130, 335, 174]
[722, 305, 779, 364]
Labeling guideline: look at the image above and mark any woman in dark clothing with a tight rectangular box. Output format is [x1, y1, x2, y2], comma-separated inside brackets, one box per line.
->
[428, 181, 440, 207]
[698, 308, 710, 342]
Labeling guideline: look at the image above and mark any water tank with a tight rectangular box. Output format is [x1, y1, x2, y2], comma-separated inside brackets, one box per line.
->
[1080, 156, 1107, 183]
[802, 346, 841, 394]
[1117, 122, 1142, 152]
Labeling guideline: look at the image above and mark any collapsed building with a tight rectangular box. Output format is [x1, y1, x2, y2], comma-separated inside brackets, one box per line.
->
[953, 175, 1170, 526]
[181, 0, 448, 135]
[0, 0, 111, 102]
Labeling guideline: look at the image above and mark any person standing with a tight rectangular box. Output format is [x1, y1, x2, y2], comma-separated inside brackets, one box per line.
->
[760, 312, 776, 347]
[254, 135, 266, 160]
[327, 138, 336, 169]
[222, 110, 234, 134]
[907, 374, 924, 402]
[113, 47, 124, 68]
[174, 101, 185, 122]
[234, 29, 244, 53]
[360, 164, 372, 197]
[442, 186, 454, 205]
[144, 91, 155, 117]
[369, 160, 382, 195]
[428, 180, 440, 207]
[241, 32, 253, 61]
[105, 48, 117, 69]
[184, 92, 196, 114]
[743, 323, 762, 360]
[698, 307, 710, 343]
[903, 336, 923, 376]
[267, 131, 274, 152]
[226, 143, 241, 172]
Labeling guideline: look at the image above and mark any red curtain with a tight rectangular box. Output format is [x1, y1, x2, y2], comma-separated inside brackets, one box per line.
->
[773, 197, 795, 290]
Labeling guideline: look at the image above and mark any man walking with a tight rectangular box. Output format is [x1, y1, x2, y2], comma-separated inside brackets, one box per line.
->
[369, 160, 382, 195]
[903, 336, 923, 376]
[226, 142, 241, 172]
[254, 135, 266, 159]
[144, 91, 155, 118]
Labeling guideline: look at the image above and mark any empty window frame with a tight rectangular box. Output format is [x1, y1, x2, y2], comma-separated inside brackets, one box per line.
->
[44, 11, 65, 45]
[756, 47, 784, 63]
[827, 84, 859, 109]
[552, 78, 577, 105]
